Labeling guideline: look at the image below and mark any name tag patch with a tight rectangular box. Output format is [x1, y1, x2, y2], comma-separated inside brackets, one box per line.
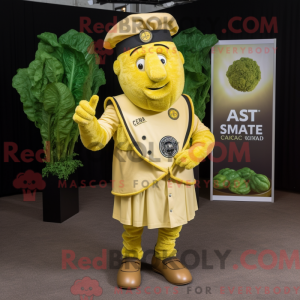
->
[133, 117, 147, 127]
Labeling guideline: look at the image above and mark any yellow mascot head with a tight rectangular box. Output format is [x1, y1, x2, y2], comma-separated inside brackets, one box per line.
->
[104, 13, 185, 112]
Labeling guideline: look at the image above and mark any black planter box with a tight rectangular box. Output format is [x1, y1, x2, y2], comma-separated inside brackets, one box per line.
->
[42, 172, 79, 223]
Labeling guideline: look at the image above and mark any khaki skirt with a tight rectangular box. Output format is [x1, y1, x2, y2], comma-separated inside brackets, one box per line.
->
[112, 176, 198, 229]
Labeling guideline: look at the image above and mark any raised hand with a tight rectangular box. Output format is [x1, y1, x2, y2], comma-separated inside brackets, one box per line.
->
[73, 95, 99, 126]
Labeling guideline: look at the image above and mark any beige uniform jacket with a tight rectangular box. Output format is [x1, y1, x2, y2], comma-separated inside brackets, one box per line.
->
[98, 102, 209, 229]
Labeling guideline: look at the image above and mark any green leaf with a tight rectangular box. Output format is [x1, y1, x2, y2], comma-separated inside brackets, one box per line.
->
[28, 51, 64, 100]
[40, 107, 54, 146]
[37, 32, 63, 62]
[69, 122, 79, 140]
[27, 60, 44, 87]
[43, 83, 75, 160]
[12, 68, 43, 127]
[82, 63, 94, 101]
[59, 29, 106, 101]
[59, 29, 105, 102]
[62, 47, 89, 106]
[82, 61, 106, 101]
[44, 57, 64, 83]
[38, 32, 61, 48]
[28, 62, 44, 101]
[59, 29, 95, 65]
[91, 66, 106, 95]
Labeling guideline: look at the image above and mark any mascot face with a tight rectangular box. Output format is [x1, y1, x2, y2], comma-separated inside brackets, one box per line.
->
[113, 42, 185, 112]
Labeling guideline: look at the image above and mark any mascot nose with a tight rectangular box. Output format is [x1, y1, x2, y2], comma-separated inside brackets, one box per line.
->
[145, 52, 167, 82]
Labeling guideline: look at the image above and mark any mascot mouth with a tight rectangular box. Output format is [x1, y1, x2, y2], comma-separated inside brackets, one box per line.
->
[143, 81, 172, 100]
[147, 83, 169, 90]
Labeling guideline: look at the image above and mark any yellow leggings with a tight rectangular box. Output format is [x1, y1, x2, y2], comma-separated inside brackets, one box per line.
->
[121, 224, 182, 260]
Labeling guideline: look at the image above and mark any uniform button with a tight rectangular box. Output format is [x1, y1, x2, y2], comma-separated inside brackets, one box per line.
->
[170, 210, 173, 212]
[148, 150, 152, 155]
[169, 194, 172, 197]
[142, 136, 146, 140]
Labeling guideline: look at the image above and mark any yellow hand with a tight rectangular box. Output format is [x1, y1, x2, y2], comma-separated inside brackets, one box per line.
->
[174, 130, 215, 170]
[174, 149, 199, 170]
[73, 95, 99, 126]
[73, 95, 107, 151]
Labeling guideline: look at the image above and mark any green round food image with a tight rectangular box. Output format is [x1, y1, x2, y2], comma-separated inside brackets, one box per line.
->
[249, 174, 271, 193]
[213, 174, 230, 189]
[218, 168, 231, 175]
[219, 169, 240, 181]
[237, 167, 256, 180]
[229, 177, 251, 195]
[226, 57, 261, 92]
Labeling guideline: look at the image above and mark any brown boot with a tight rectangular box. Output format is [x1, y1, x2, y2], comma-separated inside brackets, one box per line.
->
[151, 255, 192, 285]
[117, 257, 141, 289]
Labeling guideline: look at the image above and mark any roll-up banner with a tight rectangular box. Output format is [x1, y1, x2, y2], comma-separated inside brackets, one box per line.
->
[210, 39, 276, 202]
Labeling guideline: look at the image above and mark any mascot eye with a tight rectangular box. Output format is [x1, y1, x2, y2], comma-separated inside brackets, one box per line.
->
[136, 58, 145, 71]
[158, 54, 167, 65]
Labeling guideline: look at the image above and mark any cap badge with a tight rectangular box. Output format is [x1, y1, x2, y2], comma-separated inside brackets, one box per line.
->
[139, 30, 153, 43]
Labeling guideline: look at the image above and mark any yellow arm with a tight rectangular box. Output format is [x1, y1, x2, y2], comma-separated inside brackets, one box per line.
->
[190, 130, 215, 163]
[174, 123, 215, 170]
[78, 117, 108, 151]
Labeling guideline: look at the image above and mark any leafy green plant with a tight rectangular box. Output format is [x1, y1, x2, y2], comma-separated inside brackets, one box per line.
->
[12, 30, 106, 179]
[173, 27, 218, 121]
[42, 154, 83, 180]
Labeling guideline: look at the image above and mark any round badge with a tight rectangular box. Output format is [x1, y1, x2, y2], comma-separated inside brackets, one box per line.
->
[159, 136, 179, 158]
[168, 108, 179, 120]
[139, 30, 153, 43]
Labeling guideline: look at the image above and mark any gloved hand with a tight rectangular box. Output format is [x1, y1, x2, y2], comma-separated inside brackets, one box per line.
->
[73, 95, 107, 151]
[174, 130, 215, 170]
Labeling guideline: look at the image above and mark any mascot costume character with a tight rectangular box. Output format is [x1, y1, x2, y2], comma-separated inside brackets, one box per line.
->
[73, 13, 215, 289]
